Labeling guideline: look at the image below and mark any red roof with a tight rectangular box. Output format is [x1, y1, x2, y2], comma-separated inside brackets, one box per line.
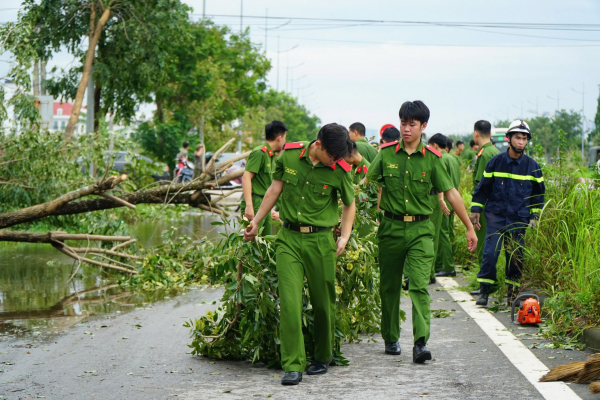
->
[53, 102, 86, 116]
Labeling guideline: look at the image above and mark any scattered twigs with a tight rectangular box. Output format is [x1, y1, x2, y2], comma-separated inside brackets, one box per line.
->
[0, 181, 37, 189]
[111, 239, 137, 251]
[69, 247, 142, 260]
[51, 240, 137, 274]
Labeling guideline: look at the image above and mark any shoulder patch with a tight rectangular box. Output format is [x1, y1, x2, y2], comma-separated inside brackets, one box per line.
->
[477, 148, 484, 157]
[283, 142, 305, 150]
[336, 159, 352, 173]
[425, 146, 442, 157]
[379, 141, 398, 149]
[261, 146, 267, 152]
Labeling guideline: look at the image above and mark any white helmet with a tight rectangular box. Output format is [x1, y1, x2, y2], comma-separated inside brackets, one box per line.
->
[507, 120, 531, 140]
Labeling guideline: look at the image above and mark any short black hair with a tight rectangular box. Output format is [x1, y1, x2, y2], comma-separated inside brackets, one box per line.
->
[381, 126, 400, 143]
[446, 138, 453, 150]
[428, 133, 447, 149]
[399, 100, 430, 124]
[348, 140, 358, 154]
[457, 141, 464, 146]
[317, 123, 350, 160]
[474, 120, 491, 136]
[470, 139, 476, 148]
[349, 122, 366, 136]
[265, 120, 288, 141]
[183, 141, 189, 148]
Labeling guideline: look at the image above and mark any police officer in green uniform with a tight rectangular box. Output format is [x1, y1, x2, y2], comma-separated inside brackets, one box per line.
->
[469, 120, 500, 295]
[461, 140, 478, 166]
[367, 101, 477, 363]
[244, 123, 356, 386]
[345, 141, 370, 185]
[241, 121, 288, 235]
[349, 122, 377, 162]
[435, 136, 462, 277]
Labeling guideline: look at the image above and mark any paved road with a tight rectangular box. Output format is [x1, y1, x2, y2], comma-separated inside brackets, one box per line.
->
[0, 279, 595, 399]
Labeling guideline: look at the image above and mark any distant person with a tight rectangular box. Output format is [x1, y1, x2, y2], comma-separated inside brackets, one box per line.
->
[461, 140, 478, 165]
[241, 121, 288, 235]
[470, 120, 545, 306]
[379, 124, 401, 145]
[345, 141, 370, 185]
[469, 120, 500, 295]
[176, 141, 190, 161]
[349, 122, 377, 162]
[194, 144, 205, 174]
[455, 141, 464, 157]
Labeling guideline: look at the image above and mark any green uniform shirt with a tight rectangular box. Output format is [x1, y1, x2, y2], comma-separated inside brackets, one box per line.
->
[273, 141, 355, 227]
[366, 140, 453, 216]
[472, 142, 500, 186]
[353, 158, 371, 185]
[244, 143, 276, 196]
[355, 138, 378, 163]
[461, 148, 476, 163]
[441, 151, 461, 212]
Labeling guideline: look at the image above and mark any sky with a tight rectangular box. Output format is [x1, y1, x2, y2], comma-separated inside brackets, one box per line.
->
[2, 0, 600, 135]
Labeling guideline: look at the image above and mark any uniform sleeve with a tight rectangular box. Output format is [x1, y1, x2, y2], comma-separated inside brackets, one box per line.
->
[471, 158, 495, 213]
[245, 149, 263, 174]
[273, 151, 285, 180]
[474, 152, 490, 184]
[366, 151, 384, 184]
[431, 157, 454, 193]
[338, 170, 355, 206]
[528, 161, 545, 219]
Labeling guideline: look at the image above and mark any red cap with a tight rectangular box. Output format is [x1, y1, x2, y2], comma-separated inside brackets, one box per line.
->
[380, 124, 395, 137]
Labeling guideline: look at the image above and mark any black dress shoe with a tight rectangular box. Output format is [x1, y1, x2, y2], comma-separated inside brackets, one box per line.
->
[435, 270, 457, 277]
[307, 359, 330, 375]
[281, 371, 302, 385]
[385, 341, 401, 355]
[413, 343, 432, 363]
[429, 277, 436, 285]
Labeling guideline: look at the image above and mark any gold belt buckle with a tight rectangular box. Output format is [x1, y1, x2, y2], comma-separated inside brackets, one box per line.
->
[300, 226, 311, 233]
[403, 215, 413, 222]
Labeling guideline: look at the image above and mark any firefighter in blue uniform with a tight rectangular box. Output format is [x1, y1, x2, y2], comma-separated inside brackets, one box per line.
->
[469, 120, 545, 306]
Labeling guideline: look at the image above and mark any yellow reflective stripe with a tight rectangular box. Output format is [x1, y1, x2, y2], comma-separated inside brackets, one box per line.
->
[505, 279, 521, 287]
[471, 202, 484, 208]
[530, 208, 542, 214]
[477, 278, 495, 284]
[482, 171, 544, 183]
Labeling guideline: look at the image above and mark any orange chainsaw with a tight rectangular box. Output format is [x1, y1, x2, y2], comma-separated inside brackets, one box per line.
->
[511, 293, 542, 325]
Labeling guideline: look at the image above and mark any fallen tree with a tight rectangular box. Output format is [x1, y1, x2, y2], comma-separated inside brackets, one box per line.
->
[0, 138, 249, 273]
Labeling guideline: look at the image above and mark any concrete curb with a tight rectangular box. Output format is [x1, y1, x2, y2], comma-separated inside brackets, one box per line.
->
[583, 327, 600, 351]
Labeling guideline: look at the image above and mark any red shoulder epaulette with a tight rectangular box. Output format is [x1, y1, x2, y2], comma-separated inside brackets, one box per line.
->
[261, 146, 267, 152]
[379, 141, 398, 149]
[477, 148, 484, 157]
[283, 142, 305, 150]
[425, 145, 442, 157]
[336, 159, 352, 173]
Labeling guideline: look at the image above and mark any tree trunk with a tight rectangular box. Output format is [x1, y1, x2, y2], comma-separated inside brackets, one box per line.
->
[64, 3, 111, 142]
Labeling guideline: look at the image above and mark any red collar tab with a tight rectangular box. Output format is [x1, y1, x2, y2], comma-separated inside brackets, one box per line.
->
[268, 150, 273, 157]
[422, 146, 426, 156]
[299, 148, 306, 158]
[379, 140, 398, 149]
[261, 146, 267, 153]
[396, 142, 401, 152]
[363, 165, 368, 174]
[425, 145, 442, 157]
[336, 159, 352, 172]
[477, 148, 484, 157]
[356, 166, 362, 173]
[357, 166, 368, 174]
[283, 142, 305, 150]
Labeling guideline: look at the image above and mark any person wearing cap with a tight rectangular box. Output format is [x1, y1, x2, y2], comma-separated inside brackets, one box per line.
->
[349, 122, 378, 163]
[244, 123, 356, 386]
[241, 121, 288, 235]
[379, 124, 401, 145]
[469, 120, 500, 283]
[367, 101, 477, 364]
[469, 120, 545, 306]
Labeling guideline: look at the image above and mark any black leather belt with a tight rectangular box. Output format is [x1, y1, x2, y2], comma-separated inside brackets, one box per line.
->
[283, 222, 331, 233]
[252, 193, 264, 198]
[383, 211, 430, 222]
[429, 190, 439, 195]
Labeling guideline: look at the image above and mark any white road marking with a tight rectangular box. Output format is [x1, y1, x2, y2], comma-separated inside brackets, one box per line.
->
[437, 277, 581, 400]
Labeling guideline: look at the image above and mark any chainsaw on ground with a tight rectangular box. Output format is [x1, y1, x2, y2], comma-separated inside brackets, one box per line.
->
[510, 293, 542, 325]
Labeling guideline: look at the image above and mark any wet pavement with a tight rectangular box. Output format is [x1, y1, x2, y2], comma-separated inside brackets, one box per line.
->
[1, 275, 596, 400]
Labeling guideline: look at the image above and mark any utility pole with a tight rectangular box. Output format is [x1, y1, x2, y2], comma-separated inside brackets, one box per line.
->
[276, 41, 298, 92]
[548, 90, 559, 115]
[277, 36, 280, 90]
[202, 0, 205, 18]
[572, 83, 586, 162]
[264, 9, 268, 52]
[240, 0, 243, 33]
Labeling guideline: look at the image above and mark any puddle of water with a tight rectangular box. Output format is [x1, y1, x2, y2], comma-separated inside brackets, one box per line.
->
[0, 212, 238, 337]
